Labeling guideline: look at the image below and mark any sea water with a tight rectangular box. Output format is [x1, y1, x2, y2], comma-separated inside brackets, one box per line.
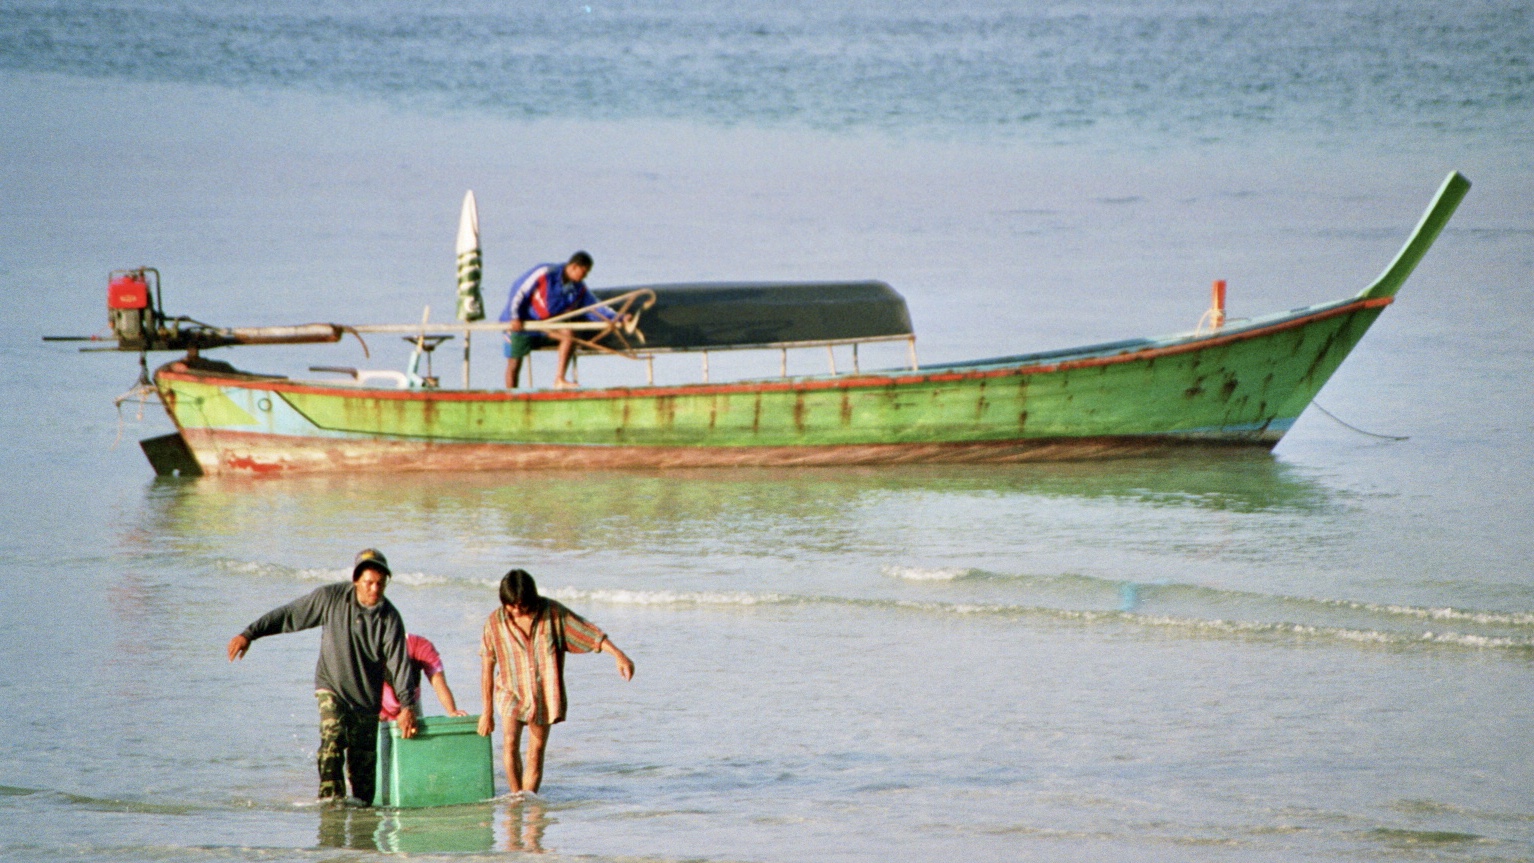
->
[1, 1, 1532, 860]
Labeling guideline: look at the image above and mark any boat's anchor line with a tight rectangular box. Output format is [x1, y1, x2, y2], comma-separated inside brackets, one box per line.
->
[1309, 402, 1410, 442]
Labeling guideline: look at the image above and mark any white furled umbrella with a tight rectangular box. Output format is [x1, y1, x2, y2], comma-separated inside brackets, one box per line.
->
[455, 190, 485, 386]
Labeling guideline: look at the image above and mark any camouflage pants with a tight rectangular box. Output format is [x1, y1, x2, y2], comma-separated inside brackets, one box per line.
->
[316, 690, 379, 803]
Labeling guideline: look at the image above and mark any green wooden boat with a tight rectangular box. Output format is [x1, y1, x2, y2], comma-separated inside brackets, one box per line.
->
[97, 172, 1471, 475]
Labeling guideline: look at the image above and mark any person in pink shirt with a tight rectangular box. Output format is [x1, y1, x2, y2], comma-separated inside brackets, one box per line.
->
[380, 634, 469, 720]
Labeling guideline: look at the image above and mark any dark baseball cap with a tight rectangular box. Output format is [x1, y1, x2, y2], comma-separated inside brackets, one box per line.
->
[353, 548, 391, 579]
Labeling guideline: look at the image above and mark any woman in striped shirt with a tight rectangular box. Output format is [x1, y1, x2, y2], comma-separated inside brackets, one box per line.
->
[477, 569, 635, 794]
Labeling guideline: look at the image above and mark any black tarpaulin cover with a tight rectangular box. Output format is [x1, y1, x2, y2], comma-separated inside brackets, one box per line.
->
[593, 281, 912, 350]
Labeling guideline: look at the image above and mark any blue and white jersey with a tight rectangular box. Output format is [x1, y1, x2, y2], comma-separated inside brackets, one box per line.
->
[498, 263, 615, 324]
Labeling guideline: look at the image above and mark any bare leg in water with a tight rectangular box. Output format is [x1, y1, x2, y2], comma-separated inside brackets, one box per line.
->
[502, 719, 552, 793]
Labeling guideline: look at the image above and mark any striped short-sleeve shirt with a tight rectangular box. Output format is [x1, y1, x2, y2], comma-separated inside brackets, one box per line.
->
[480, 599, 606, 726]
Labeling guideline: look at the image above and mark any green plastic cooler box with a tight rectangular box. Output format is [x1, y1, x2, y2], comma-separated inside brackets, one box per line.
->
[373, 715, 494, 808]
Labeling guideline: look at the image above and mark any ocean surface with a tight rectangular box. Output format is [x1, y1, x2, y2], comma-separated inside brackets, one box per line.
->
[2, 0, 1533, 860]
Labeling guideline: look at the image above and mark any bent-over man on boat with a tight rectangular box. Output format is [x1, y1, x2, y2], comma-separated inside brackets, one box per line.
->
[500, 251, 624, 389]
[227, 548, 418, 805]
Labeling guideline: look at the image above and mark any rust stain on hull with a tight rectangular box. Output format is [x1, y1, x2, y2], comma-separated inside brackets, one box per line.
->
[222, 453, 288, 475]
[181, 430, 1278, 475]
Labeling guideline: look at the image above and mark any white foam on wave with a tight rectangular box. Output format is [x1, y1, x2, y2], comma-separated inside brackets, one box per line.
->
[212, 559, 1534, 652]
[884, 598, 1534, 651]
[215, 559, 357, 583]
[1027, 570, 1534, 630]
[1107, 613, 1534, 650]
[215, 558, 455, 587]
[295, 567, 347, 582]
[1361, 603, 1534, 627]
[892, 599, 1001, 615]
[554, 589, 1534, 651]
[215, 559, 294, 578]
[548, 587, 797, 606]
[881, 565, 976, 582]
[385, 571, 454, 586]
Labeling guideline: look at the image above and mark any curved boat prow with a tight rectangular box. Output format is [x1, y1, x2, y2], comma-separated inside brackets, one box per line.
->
[1358, 171, 1471, 301]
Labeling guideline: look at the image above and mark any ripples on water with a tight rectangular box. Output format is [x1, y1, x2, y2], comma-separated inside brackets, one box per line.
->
[2, 0, 1530, 141]
[3, 0, 1533, 859]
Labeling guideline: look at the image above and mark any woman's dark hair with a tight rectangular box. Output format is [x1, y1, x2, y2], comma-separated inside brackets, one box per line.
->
[499, 569, 546, 612]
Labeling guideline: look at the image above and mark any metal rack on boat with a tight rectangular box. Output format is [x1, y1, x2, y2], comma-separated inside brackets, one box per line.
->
[341, 280, 919, 388]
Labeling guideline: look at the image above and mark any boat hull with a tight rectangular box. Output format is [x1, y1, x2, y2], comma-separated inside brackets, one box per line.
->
[175, 429, 1273, 473]
[153, 296, 1387, 475]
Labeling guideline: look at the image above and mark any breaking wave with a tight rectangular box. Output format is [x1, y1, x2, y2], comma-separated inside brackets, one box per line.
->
[547, 587, 796, 607]
[550, 587, 1534, 653]
[213, 558, 458, 587]
[214, 559, 1534, 653]
[881, 565, 982, 582]
[888, 567, 1534, 629]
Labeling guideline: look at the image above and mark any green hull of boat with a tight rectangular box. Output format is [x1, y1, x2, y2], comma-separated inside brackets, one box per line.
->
[149, 173, 1469, 475]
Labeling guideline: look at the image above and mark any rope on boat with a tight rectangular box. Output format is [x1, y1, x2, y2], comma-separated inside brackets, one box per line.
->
[111, 385, 158, 450]
[108, 352, 156, 450]
[1310, 402, 1409, 441]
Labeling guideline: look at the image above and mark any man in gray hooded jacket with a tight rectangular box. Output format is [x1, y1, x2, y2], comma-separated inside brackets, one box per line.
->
[227, 548, 419, 804]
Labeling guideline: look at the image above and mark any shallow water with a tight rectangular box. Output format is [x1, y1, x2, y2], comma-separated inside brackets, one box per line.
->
[2, 0, 1533, 860]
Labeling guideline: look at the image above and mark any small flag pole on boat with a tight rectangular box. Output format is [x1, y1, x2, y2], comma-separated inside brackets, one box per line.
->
[1196, 279, 1227, 334]
[455, 190, 485, 388]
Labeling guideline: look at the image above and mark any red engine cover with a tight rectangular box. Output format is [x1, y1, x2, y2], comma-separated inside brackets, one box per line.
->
[109, 275, 149, 310]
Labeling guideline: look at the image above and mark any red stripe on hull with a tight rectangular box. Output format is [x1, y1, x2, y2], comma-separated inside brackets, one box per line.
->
[156, 298, 1391, 406]
[181, 429, 1275, 475]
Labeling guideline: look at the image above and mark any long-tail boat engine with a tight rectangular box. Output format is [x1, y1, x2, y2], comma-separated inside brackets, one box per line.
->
[47, 266, 356, 353]
[106, 267, 162, 350]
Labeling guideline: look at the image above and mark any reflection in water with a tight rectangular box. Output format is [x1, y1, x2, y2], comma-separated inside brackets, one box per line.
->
[317, 803, 497, 854]
[139, 451, 1335, 554]
[506, 796, 551, 853]
[316, 806, 379, 851]
[134, 452, 1516, 648]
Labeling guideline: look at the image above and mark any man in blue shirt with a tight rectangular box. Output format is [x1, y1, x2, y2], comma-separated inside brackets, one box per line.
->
[499, 251, 617, 388]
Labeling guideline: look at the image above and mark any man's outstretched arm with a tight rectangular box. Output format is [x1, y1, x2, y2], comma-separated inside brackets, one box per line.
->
[226, 588, 330, 661]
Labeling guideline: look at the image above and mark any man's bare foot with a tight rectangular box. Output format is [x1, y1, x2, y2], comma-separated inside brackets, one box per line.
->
[553, 379, 579, 390]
